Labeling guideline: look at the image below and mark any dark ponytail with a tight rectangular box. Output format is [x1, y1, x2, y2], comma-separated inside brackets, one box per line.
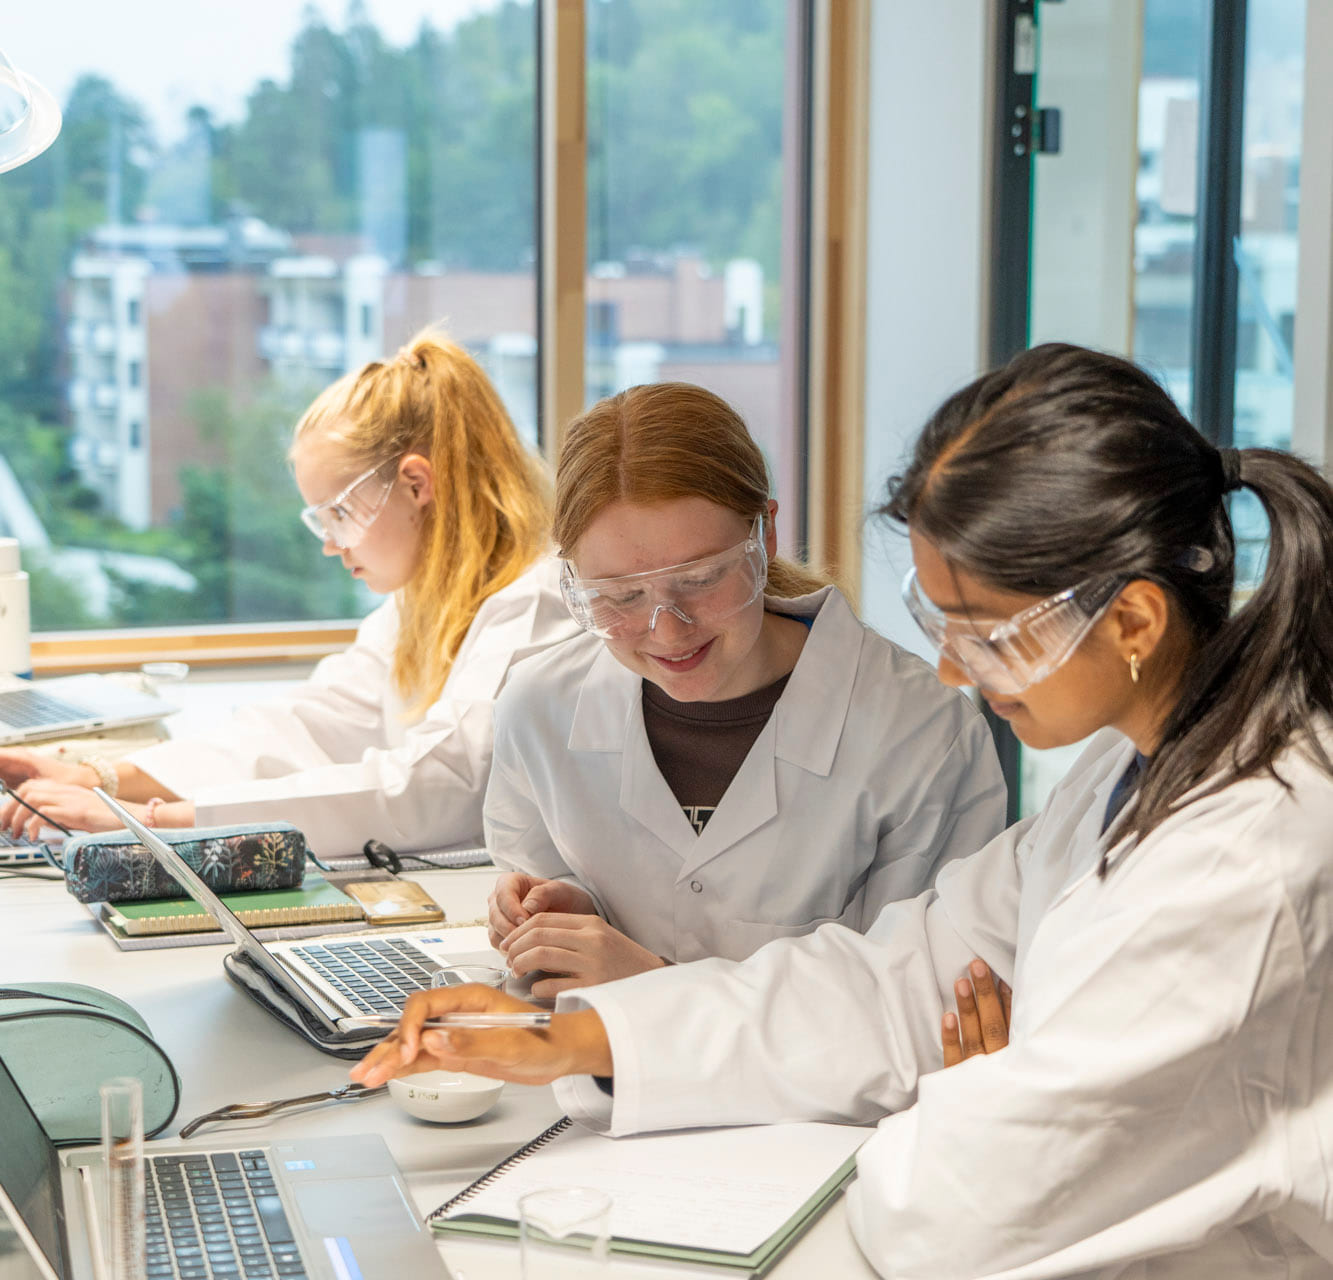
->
[880, 343, 1333, 844]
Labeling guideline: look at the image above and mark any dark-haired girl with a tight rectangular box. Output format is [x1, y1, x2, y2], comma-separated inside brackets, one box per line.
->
[354, 344, 1333, 1278]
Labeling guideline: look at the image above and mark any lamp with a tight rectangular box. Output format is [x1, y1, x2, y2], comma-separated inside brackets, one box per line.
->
[0, 47, 61, 174]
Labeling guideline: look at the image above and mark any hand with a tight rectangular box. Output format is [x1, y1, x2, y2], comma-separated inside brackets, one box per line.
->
[487, 872, 599, 949]
[502, 913, 667, 997]
[942, 959, 1012, 1067]
[1, 780, 126, 840]
[0, 748, 90, 791]
[348, 983, 613, 1088]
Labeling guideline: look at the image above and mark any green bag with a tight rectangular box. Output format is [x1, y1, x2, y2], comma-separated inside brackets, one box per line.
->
[0, 983, 181, 1144]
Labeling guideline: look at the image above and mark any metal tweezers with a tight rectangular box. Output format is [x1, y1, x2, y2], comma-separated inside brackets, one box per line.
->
[178, 1082, 387, 1139]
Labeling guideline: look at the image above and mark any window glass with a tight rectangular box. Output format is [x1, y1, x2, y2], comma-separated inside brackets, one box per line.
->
[0, 1, 535, 631]
[584, 0, 806, 549]
[1230, 0, 1305, 584]
[1131, 0, 1206, 412]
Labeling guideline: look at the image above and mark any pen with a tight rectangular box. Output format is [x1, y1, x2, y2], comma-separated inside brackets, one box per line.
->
[344, 1012, 553, 1030]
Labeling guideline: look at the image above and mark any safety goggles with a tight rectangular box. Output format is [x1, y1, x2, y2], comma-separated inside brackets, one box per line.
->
[299, 460, 398, 549]
[561, 516, 768, 640]
[902, 565, 1126, 695]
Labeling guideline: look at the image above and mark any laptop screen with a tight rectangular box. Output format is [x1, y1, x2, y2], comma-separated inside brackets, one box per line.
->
[0, 1056, 67, 1279]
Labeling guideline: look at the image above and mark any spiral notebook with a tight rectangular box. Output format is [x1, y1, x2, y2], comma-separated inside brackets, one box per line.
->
[430, 1115, 867, 1275]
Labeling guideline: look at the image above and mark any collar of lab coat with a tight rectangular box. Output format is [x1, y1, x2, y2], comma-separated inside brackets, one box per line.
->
[567, 586, 861, 864]
[566, 584, 858, 775]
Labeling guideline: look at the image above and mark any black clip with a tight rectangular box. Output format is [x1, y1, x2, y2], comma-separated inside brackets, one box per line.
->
[363, 839, 402, 874]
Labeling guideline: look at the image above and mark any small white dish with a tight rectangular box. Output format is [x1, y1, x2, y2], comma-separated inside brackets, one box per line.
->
[388, 1070, 504, 1123]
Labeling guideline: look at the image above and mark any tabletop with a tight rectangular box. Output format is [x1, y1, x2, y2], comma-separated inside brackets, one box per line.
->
[0, 865, 878, 1280]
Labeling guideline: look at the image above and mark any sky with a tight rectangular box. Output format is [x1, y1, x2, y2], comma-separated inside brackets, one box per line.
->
[5, 0, 507, 146]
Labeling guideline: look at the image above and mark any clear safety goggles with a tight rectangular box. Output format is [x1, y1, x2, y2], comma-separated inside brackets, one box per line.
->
[902, 565, 1127, 695]
[299, 460, 398, 550]
[561, 516, 768, 640]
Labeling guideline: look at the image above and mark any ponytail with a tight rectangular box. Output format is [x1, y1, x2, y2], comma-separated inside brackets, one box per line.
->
[1134, 447, 1333, 837]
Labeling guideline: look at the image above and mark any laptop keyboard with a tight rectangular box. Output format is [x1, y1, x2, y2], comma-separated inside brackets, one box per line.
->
[288, 936, 447, 1013]
[0, 688, 88, 729]
[146, 1150, 307, 1279]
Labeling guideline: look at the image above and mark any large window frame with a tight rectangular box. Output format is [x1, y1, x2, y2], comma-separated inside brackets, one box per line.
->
[31, 0, 866, 673]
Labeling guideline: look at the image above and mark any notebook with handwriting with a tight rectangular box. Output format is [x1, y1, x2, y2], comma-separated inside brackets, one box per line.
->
[429, 1115, 867, 1275]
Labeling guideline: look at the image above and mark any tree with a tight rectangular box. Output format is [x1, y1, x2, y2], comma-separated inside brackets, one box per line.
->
[168, 386, 363, 624]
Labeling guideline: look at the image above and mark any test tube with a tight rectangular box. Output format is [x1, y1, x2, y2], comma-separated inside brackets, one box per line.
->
[100, 1077, 146, 1280]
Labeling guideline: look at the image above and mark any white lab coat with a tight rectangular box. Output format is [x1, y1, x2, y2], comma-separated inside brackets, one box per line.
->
[553, 725, 1333, 1279]
[484, 585, 1007, 961]
[129, 558, 580, 859]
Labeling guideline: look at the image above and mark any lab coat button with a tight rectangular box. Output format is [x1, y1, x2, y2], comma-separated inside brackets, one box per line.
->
[689, 880, 703, 894]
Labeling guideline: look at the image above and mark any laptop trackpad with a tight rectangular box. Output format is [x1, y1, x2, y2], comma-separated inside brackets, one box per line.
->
[293, 1175, 421, 1237]
[292, 1177, 447, 1279]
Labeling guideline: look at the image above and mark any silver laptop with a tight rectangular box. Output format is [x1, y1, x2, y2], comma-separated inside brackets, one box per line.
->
[0, 676, 176, 746]
[0, 832, 60, 868]
[0, 1052, 450, 1280]
[94, 792, 475, 1035]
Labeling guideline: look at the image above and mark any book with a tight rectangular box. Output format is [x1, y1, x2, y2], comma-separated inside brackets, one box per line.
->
[102, 871, 364, 936]
[429, 1115, 867, 1276]
[91, 906, 376, 951]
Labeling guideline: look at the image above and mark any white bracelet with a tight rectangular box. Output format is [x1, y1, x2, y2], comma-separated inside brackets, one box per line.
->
[80, 754, 118, 798]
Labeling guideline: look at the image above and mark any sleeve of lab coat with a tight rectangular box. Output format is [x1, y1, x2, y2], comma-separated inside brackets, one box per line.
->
[129, 600, 399, 792]
[483, 691, 609, 917]
[844, 793, 1305, 1280]
[552, 811, 1033, 1133]
[131, 566, 579, 858]
[859, 708, 1009, 930]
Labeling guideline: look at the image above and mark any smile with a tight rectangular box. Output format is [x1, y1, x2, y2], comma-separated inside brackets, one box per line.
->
[647, 639, 713, 672]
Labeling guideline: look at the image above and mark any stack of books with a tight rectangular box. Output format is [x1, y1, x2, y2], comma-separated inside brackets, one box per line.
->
[94, 872, 366, 950]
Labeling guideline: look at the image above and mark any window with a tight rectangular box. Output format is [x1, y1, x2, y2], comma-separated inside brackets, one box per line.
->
[6, 1, 822, 655]
[584, 0, 808, 548]
[1230, 0, 1305, 582]
[1132, 0, 1207, 412]
[2, 1, 536, 633]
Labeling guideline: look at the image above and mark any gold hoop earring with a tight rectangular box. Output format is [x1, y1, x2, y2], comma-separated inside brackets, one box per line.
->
[1129, 653, 1141, 684]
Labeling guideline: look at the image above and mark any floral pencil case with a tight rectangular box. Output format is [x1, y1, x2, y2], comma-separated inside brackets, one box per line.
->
[61, 822, 308, 904]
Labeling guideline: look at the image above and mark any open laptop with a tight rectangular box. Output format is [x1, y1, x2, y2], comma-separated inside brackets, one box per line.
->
[0, 783, 68, 868]
[93, 791, 478, 1035]
[0, 832, 60, 868]
[0, 1052, 450, 1280]
[0, 676, 176, 747]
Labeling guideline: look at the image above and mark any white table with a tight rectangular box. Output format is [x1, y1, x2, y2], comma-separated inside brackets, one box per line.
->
[0, 867, 877, 1280]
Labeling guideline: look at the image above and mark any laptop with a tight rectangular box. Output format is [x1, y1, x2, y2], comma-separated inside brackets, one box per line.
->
[93, 792, 478, 1035]
[0, 1052, 450, 1280]
[0, 676, 176, 746]
[0, 783, 68, 868]
[0, 832, 61, 868]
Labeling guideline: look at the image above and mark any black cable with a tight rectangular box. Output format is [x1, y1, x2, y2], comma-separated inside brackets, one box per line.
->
[0, 779, 76, 836]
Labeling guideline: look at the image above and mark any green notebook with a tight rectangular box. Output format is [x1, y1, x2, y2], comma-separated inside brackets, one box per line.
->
[430, 1115, 866, 1276]
[102, 872, 364, 936]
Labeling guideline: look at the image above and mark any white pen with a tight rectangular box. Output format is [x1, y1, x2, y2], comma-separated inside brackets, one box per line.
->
[344, 1012, 552, 1030]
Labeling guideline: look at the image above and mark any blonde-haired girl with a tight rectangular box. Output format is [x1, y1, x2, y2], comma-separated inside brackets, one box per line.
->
[1, 332, 579, 856]
[484, 381, 1005, 993]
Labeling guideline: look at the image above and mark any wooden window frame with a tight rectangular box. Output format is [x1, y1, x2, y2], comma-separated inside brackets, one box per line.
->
[34, 0, 866, 673]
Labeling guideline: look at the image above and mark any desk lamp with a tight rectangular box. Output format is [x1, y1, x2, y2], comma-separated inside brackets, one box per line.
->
[0, 46, 60, 174]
